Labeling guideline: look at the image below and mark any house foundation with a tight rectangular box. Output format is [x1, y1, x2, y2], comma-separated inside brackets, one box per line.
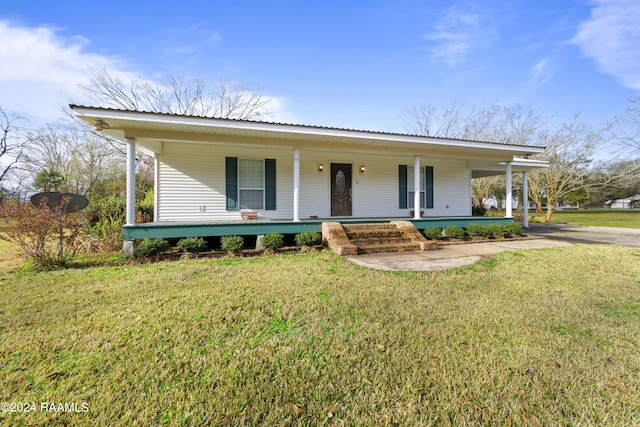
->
[122, 239, 137, 257]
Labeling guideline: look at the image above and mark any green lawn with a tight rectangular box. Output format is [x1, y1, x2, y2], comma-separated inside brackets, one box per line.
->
[487, 209, 640, 228]
[1, 247, 639, 425]
[545, 209, 640, 228]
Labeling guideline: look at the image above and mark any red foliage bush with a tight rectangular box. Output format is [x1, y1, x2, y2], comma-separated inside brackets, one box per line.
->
[0, 197, 87, 268]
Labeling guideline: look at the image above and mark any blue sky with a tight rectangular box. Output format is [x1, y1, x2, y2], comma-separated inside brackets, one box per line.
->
[1, 0, 639, 135]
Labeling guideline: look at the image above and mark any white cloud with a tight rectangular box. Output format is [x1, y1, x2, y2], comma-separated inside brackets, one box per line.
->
[262, 96, 297, 124]
[0, 20, 295, 125]
[530, 58, 551, 88]
[572, 0, 640, 89]
[163, 23, 222, 56]
[425, 3, 493, 66]
[0, 21, 123, 123]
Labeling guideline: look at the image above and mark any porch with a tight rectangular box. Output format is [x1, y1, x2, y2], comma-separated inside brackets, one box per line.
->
[123, 216, 516, 240]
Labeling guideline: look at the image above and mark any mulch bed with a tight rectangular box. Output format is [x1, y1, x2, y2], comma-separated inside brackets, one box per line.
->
[141, 245, 323, 263]
[431, 233, 535, 245]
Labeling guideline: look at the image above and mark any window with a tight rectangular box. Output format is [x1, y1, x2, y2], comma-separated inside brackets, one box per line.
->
[398, 164, 433, 209]
[407, 166, 426, 209]
[226, 157, 276, 211]
[239, 159, 264, 210]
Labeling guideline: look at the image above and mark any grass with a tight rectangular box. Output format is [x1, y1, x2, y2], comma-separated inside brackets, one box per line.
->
[1, 245, 639, 426]
[0, 223, 23, 270]
[546, 209, 640, 228]
[487, 208, 640, 228]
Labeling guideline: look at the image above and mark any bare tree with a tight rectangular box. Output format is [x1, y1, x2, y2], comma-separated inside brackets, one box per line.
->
[402, 102, 544, 144]
[472, 175, 501, 207]
[24, 118, 124, 197]
[0, 106, 30, 186]
[584, 158, 640, 207]
[403, 102, 603, 221]
[403, 101, 545, 214]
[403, 102, 467, 137]
[607, 95, 640, 154]
[79, 66, 273, 120]
[527, 116, 599, 221]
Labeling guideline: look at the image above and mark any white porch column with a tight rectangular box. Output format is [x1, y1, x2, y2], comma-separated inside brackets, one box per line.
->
[414, 155, 421, 219]
[122, 137, 137, 257]
[126, 137, 137, 226]
[522, 171, 529, 228]
[505, 161, 513, 218]
[293, 147, 300, 222]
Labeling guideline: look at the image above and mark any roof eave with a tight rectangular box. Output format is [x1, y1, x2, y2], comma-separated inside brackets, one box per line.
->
[70, 105, 546, 157]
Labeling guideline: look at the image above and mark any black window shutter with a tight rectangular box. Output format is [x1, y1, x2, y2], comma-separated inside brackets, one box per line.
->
[426, 165, 434, 209]
[225, 157, 238, 211]
[265, 159, 276, 210]
[398, 165, 407, 209]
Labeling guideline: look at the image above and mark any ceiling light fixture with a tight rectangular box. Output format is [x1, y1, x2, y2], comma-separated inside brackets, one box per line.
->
[94, 120, 110, 131]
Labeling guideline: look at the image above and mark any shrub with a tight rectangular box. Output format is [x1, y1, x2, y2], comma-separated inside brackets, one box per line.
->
[86, 214, 124, 252]
[221, 235, 244, 253]
[465, 224, 489, 237]
[261, 233, 284, 250]
[444, 225, 465, 239]
[85, 196, 126, 253]
[295, 231, 322, 247]
[423, 228, 443, 240]
[472, 205, 487, 216]
[504, 223, 523, 235]
[0, 198, 86, 268]
[486, 223, 504, 238]
[134, 239, 170, 257]
[136, 189, 154, 222]
[177, 237, 207, 253]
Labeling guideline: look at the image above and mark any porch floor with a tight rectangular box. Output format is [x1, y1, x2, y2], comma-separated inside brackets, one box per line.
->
[123, 216, 514, 240]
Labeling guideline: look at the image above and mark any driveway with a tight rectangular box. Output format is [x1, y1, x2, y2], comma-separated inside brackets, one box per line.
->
[525, 223, 640, 247]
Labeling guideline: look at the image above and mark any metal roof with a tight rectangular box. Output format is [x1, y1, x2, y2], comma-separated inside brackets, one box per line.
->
[69, 104, 545, 149]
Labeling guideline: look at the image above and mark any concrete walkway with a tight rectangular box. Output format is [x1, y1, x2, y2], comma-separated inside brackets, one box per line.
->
[347, 238, 571, 271]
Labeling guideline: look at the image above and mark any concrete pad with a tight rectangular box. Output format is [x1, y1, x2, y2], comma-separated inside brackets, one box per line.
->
[346, 238, 572, 271]
[490, 239, 571, 250]
[348, 254, 483, 271]
[443, 243, 504, 256]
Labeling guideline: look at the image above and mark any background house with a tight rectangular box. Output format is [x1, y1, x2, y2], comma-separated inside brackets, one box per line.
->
[605, 195, 640, 209]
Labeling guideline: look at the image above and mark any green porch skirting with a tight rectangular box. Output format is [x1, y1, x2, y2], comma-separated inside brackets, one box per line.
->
[123, 217, 514, 240]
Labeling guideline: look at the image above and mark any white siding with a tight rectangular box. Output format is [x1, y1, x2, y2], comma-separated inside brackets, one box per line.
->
[156, 143, 472, 221]
[298, 152, 471, 218]
[157, 143, 294, 221]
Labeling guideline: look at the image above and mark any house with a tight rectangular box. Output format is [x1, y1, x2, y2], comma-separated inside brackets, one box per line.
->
[605, 195, 640, 209]
[482, 197, 521, 211]
[70, 106, 548, 255]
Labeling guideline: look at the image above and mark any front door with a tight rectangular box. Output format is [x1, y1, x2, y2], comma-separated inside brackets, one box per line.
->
[331, 163, 352, 216]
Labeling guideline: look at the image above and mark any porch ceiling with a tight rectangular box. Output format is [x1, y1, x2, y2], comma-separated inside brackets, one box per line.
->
[71, 105, 546, 162]
[470, 158, 549, 178]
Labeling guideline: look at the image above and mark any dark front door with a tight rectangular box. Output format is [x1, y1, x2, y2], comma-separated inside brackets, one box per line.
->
[331, 163, 352, 216]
